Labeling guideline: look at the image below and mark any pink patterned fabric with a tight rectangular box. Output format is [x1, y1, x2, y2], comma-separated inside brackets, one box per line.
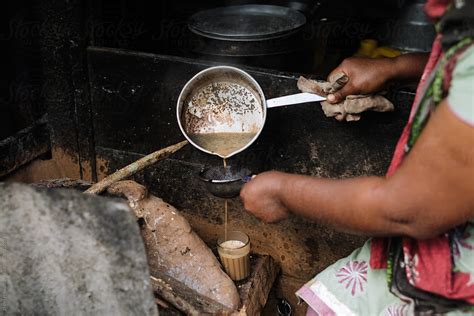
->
[453, 229, 473, 257]
[297, 285, 336, 316]
[424, 0, 451, 20]
[402, 237, 474, 303]
[369, 34, 444, 270]
[305, 307, 319, 316]
[335, 260, 368, 296]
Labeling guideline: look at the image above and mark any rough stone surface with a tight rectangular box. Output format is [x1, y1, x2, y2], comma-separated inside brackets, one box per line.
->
[0, 182, 158, 316]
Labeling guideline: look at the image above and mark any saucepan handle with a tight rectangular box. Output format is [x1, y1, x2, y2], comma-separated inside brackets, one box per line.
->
[266, 92, 326, 108]
[242, 175, 257, 183]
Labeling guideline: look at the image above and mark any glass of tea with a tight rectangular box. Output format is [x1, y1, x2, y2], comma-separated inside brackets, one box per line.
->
[217, 231, 251, 281]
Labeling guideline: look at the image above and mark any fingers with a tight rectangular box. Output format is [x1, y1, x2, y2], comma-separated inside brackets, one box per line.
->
[327, 83, 354, 104]
[327, 62, 353, 103]
[327, 66, 344, 83]
[327, 57, 354, 83]
[239, 172, 289, 223]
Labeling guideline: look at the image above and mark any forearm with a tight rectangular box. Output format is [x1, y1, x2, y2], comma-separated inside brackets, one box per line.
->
[241, 103, 474, 238]
[389, 53, 430, 83]
[277, 173, 403, 236]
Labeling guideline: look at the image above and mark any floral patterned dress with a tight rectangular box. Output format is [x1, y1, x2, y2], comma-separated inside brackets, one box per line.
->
[297, 232, 474, 315]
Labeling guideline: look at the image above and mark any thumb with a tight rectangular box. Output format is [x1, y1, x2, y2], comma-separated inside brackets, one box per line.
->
[327, 84, 352, 104]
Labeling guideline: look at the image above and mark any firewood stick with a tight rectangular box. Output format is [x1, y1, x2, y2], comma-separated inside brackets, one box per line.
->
[85, 140, 188, 195]
[149, 276, 201, 316]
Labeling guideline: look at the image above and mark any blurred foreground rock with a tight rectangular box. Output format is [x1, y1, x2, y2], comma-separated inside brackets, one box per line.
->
[0, 182, 158, 315]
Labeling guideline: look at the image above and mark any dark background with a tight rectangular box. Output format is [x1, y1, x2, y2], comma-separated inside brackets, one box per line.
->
[1, 0, 431, 139]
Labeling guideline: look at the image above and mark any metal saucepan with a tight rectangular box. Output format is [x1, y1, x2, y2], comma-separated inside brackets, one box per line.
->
[177, 66, 325, 158]
[199, 165, 253, 199]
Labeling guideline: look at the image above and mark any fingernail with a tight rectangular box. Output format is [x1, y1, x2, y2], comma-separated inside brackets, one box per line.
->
[328, 94, 335, 102]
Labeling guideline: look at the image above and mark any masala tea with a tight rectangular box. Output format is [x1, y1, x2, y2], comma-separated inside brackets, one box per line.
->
[189, 132, 256, 158]
[217, 231, 250, 281]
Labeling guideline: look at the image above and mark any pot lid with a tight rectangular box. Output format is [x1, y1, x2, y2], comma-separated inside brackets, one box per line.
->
[189, 5, 307, 41]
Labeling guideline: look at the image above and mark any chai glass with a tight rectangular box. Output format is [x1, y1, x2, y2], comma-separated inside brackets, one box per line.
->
[217, 231, 251, 281]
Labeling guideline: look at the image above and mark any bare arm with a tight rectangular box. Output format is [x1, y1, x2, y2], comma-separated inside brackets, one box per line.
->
[391, 53, 430, 83]
[241, 100, 474, 239]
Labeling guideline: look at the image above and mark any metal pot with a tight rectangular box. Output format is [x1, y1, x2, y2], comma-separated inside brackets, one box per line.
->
[187, 4, 312, 71]
[176, 66, 325, 158]
[383, 0, 436, 52]
[188, 5, 307, 56]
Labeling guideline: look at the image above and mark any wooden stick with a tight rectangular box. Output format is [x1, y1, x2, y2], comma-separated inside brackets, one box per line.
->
[85, 140, 188, 195]
[149, 275, 229, 315]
